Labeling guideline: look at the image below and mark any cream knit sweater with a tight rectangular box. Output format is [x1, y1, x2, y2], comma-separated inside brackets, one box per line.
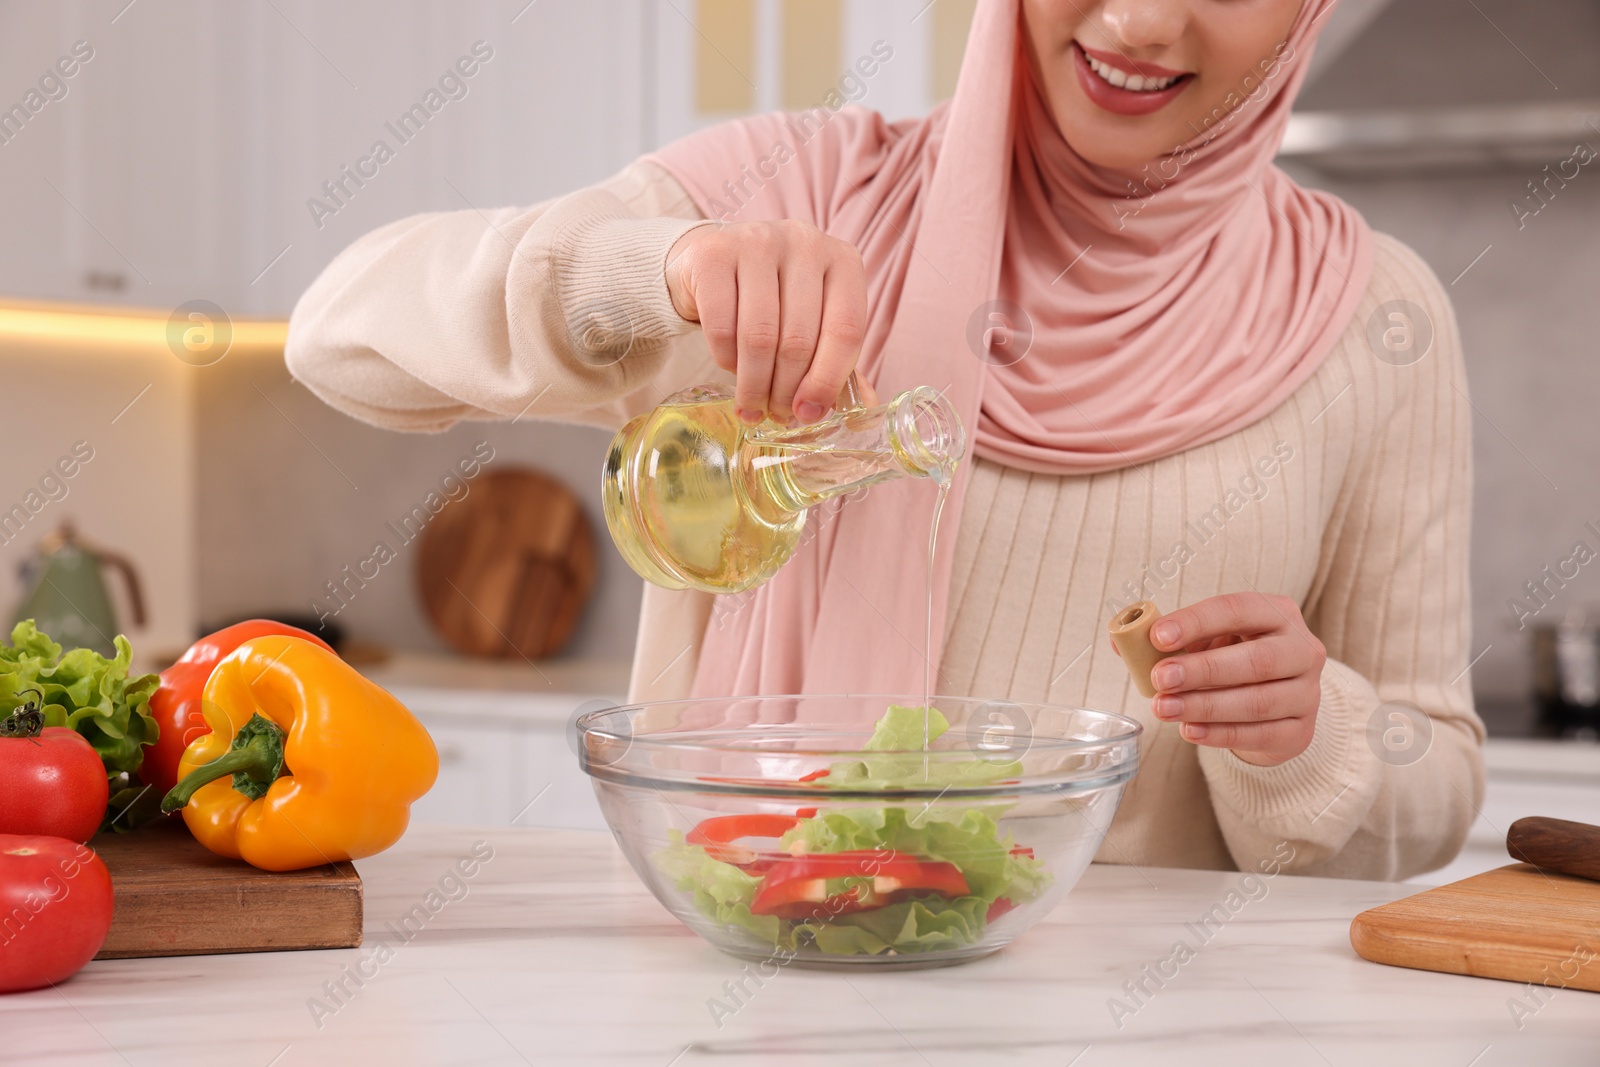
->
[286, 159, 1484, 881]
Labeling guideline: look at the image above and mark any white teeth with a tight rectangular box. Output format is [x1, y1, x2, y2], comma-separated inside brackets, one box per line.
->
[1084, 51, 1180, 92]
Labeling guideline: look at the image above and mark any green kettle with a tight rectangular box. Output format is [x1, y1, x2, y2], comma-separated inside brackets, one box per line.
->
[12, 522, 146, 656]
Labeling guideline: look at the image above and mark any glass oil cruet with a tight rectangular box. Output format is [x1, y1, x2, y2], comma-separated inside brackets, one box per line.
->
[601, 373, 966, 594]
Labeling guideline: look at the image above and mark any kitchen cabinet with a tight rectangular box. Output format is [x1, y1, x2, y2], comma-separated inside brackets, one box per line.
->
[406, 711, 607, 832]
[0, 0, 650, 315]
[407, 719, 527, 828]
[365, 652, 628, 832]
[0, 4, 238, 311]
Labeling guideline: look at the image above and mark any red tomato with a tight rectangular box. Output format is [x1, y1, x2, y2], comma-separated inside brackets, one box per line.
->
[0, 728, 109, 843]
[0, 835, 114, 993]
[144, 620, 335, 796]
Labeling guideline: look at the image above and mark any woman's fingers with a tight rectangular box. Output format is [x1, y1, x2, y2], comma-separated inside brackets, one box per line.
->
[1177, 715, 1313, 763]
[1152, 634, 1308, 693]
[664, 227, 706, 323]
[793, 251, 867, 422]
[766, 259, 825, 423]
[685, 249, 740, 376]
[1141, 591, 1327, 766]
[666, 221, 868, 424]
[733, 257, 781, 422]
[851, 374, 881, 408]
[1153, 675, 1314, 724]
[1149, 592, 1297, 651]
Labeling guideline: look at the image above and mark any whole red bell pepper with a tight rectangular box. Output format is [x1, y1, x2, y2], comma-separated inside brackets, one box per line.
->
[142, 621, 334, 797]
[0, 697, 109, 842]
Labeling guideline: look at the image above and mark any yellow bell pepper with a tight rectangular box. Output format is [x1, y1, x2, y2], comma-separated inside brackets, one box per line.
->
[159, 636, 438, 872]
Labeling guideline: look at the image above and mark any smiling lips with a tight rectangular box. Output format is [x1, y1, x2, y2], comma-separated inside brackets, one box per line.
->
[1071, 42, 1194, 117]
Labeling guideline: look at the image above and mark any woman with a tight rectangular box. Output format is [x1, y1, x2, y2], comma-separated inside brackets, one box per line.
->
[287, 0, 1483, 880]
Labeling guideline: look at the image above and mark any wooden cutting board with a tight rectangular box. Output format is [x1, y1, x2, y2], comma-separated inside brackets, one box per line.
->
[91, 817, 362, 959]
[417, 467, 596, 659]
[1351, 863, 1600, 991]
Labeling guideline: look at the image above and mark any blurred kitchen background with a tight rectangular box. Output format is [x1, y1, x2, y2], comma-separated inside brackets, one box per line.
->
[0, 0, 1596, 871]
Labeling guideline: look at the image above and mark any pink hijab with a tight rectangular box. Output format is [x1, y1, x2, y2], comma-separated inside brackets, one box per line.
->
[647, 0, 1372, 699]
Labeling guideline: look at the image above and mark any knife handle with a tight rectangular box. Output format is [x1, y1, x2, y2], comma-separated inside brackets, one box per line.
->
[1507, 816, 1600, 881]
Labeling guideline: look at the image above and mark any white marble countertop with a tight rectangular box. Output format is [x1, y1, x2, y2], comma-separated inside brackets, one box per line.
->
[10, 823, 1599, 1066]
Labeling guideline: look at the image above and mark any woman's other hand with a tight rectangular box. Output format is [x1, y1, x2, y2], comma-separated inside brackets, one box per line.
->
[1133, 592, 1327, 766]
[666, 221, 868, 425]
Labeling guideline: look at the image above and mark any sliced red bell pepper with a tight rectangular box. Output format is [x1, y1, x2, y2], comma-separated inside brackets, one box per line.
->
[685, 813, 801, 868]
[756, 883, 874, 920]
[749, 849, 969, 918]
[986, 897, 1018, 922]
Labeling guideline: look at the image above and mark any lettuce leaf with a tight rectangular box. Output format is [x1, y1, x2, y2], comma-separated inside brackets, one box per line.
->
[865, 703, 948, 750]
[654, 832, 780, 944]
[799, 896, 992, 955]
[821, 704, 1022, 789]
[0, 619, 161, 780]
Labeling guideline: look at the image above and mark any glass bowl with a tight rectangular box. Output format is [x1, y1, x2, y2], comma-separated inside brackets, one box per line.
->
[575, 695, 1141, 969]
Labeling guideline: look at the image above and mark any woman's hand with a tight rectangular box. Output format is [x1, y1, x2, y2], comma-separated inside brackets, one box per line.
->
[1123, 592, 1327, 767]
[666, 220, 868, 425]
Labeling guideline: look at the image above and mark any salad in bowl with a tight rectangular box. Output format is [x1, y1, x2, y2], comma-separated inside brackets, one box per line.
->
[576, 696, 1141, 967]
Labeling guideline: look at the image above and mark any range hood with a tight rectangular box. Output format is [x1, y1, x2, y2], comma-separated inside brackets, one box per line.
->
[1282, 0, 1600, 174]
[1279, 100, 1600, 174]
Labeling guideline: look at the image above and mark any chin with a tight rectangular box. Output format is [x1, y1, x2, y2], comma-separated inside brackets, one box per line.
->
[1072, 140, 1161, 172]
[1056, 107, 1171, 172]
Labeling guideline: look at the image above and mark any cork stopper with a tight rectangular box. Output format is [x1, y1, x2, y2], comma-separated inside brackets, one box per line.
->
[1108, 600, 1181, 698]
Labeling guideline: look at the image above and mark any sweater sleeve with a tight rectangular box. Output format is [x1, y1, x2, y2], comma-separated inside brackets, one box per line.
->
[1197, 233, 1485, 881]
[284, 160, 719, 433]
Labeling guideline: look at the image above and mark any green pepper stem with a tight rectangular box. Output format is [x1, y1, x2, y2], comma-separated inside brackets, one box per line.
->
[0, 701, 44, 739]
[160, 713, 287, 812]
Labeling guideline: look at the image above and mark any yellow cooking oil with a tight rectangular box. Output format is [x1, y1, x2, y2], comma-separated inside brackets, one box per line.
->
[602, 383, 964, 595]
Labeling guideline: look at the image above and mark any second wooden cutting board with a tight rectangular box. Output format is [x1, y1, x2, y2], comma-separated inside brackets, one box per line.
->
[416, 467, 596, 659]
[1351, 863, 1600, 992]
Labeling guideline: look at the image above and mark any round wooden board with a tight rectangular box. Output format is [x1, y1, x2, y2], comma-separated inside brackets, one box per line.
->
[416, 467, 597, 659]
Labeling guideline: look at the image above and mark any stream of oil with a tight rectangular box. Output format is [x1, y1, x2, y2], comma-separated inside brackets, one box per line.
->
[922, 478, 952, 762]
